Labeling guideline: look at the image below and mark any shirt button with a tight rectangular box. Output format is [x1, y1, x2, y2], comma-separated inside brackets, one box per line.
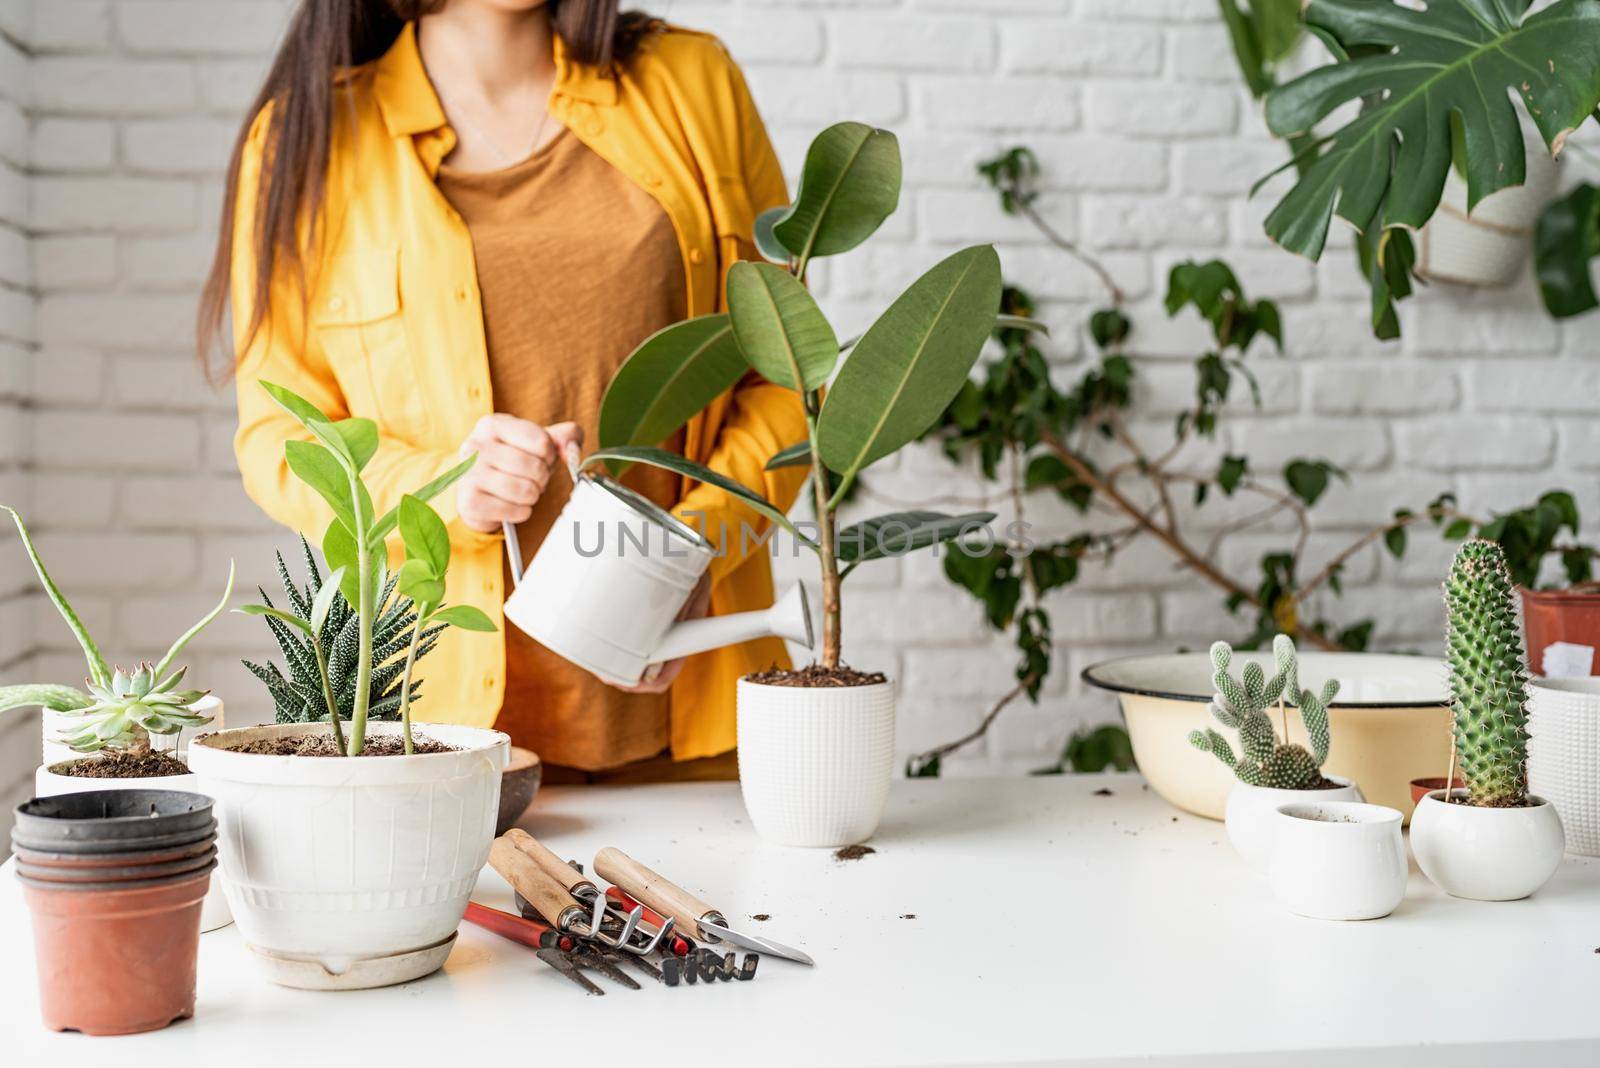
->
[482, 674, 495, 689]
[689, 248, 705, 265]
[483, 579, 495, 593]
[327, 296, 344, 312]
[645, 174, 663, 188]
[468, 384, 483, 401]
[583, 118, 604, 137]
[454, 286, 468, 302]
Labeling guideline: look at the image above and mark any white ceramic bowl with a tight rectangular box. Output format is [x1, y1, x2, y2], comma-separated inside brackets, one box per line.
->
[1269, 801, 1407, 921]
[1083, 652, 1451, 822]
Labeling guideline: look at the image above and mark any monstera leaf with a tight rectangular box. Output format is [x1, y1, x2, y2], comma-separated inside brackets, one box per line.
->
[1535, 183, 1600, 318]
[1262, 0, 1600, 260]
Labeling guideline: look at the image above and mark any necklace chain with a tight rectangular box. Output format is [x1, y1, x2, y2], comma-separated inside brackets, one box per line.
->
[441, 87, 553, 169]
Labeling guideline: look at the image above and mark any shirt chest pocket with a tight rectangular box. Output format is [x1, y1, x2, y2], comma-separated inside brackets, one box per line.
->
[313, 247, 430, 441]
[709, 176, 759, 283]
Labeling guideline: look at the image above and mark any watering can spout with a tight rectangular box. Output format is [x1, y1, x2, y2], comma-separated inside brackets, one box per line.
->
[652, 583, 814, 665]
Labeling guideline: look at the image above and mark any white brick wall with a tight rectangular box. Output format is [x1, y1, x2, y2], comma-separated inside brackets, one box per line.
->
[0, 0, 1595, 805]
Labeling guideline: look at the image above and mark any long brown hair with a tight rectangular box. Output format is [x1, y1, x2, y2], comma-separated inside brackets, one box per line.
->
[197, 0, 654, 377]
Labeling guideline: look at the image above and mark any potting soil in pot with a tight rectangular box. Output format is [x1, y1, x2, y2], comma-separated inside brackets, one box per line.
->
[744, 664, 888, 687]
[221, 732, 458, 757]
[50, 752, 189, 778]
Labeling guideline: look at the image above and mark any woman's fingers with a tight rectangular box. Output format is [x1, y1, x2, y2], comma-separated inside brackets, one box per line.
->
[473, 413, 556, 465]
[459, 486, 533, 527]
[545, 421, 584, 468]
[472, 438, 552, 485]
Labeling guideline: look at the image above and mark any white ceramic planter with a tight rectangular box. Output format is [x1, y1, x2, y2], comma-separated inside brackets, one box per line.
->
[33, 754, 233, 933]
[1415, 135, 1559, 287]
[1410, 789, 1565, 901]
[1527, 676, 1600, 856]
[1268, 801, 1407, 921]
[188, 721, 508, 989]
[1224, 775, 1362, 871]
[737, 677, 895, 848]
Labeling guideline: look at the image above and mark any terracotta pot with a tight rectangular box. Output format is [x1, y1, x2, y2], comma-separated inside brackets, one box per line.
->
[21, 864, 212, 1035]
[12, 835, 216, 870]
[1410, 776, 1465, 808]
[17, 844, 217, 884]
[1520, 586, 1600, 677]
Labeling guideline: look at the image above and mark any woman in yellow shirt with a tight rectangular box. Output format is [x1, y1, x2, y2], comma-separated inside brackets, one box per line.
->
[199, 0, 808, 779]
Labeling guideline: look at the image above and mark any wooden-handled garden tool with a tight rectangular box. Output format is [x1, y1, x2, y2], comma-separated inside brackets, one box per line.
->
[594, 847, 815, 966]
[488, 836, 645, 952]
[501, 829, 675, 956]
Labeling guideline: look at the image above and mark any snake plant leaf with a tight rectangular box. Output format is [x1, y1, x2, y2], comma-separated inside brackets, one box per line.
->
[816, 245, 1002, 490]
[367, 454, 477, 547]
[597, 314, 748, 471]
[773, 122, 901, 262]
[580, 446, 808, 544]
[310, 567, 345, 635]
[764, 441, 814, 471]
[0, 684, 92, 714]
[431, 604, 497, 632]
[3, 506, 111, 687]
[1261, 0, 1600, 261]
[753, 206, 791, 264]
[838, 511, 998, 569]
[152, 560, 235, 681]
[1535, 182, 1600, 318]
[398, 495, 450, 578]
[727, 261, 840, 391]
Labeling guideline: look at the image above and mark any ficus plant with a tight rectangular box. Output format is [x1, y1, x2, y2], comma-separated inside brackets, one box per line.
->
[0, 506, 234, 757]
[245, 382, 489, 755]
[584, 121, 1040, 671]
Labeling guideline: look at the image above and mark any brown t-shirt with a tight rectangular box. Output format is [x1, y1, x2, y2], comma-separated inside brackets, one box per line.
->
[437, 128, 687, 770]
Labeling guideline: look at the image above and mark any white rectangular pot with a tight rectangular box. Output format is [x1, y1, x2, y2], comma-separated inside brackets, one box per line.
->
[736, 677, 895, 848]
[187, 721, 508, 989]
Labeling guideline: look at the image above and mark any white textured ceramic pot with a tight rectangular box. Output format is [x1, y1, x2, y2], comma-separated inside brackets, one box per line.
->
[1268, 801, 1407, 921]
[1410, 789, 1565, 901]
[737, 677, 895, 848]
[33, 754, 233, 934]
[1415, 135, 1559, 287]
[188, 721, 508, 989]
[1527, 676, 1600, 856]
[1224, 775, 1362, 871]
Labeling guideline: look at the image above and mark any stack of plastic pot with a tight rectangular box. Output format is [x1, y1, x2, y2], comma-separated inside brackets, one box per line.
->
[12, 789, 216, 1035]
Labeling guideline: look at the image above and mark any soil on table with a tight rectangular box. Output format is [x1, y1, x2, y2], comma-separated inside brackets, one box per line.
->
[223, 733, 458, 757]
[52, 751, 190, 778]
[750, 913, 771, 922]
[833, 844, 876, 862]
[745, 664, 888, 688]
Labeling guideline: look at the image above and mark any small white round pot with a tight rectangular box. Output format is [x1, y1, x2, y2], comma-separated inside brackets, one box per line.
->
[1224, 775, 1362, 871]
[736, 677, 895, 848]
[188, 721, 508, 989]
[1410, 789, 1566, 901]
[42, 694, 222, 767]
[33, 754, 233, 933]
[1269, 801, 1407, 921]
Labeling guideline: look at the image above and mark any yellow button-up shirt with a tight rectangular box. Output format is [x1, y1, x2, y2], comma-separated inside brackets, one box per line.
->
[232, 23, 808, 759]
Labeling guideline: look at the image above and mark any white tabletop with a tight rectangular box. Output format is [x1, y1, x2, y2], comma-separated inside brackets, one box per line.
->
[5, 774, 1599, 1067]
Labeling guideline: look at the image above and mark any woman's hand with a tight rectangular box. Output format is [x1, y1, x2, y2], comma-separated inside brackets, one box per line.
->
[608, 573, 712, 694]
[456, 414, 583, 533]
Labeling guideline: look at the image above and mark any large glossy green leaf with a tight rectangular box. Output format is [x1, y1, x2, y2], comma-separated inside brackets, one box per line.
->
[753, 206, 790, 264]
[597, 315, 748, 465]
[3, 506, 110, 687]
[0, 684, 92, 714]
[580, 447, 809, 544]
[764, 441, 813, 471]
[773, 122, 901, 262]
[838, 511, 997, 572]
[1261, 0, 1600, 260]
[1220, 0, 1305, 98]
[726, 261, 839, 391]
[397, 558, 444, 611]
[1536, 182, 1600, 319]
[816, 245, 1002, 489]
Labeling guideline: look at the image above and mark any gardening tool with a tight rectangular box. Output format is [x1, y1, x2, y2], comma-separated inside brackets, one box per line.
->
[595, 847, 815, 966]
[502, 472, 813, 686]
[463, 901, 575, 952]
[488, 837, 642, 952]
[604, 886, 694, 957]
[502, 830, 676, 955]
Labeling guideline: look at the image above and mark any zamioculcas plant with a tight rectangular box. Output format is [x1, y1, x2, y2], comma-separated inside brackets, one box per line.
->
[1190, 635, 1339, 789]
[250, 382, 488, 755]
[586, 121, 1038, 668]
[1442, 538, 1532, 807]
[0, 506, 233, 763]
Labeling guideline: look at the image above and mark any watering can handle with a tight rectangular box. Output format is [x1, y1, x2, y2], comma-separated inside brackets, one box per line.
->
[502, 444, 582, 591]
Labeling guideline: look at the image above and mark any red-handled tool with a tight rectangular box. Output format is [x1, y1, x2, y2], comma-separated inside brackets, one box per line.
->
[464, 901, 576, 952]
[605, 886, 693, 957]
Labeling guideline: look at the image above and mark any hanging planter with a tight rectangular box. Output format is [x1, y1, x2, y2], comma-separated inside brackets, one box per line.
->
[1414, 139, 1559, 288]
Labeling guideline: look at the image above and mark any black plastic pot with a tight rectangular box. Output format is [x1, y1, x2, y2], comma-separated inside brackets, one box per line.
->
[17, 845, 218, 885]
[11, 790, 215, 854]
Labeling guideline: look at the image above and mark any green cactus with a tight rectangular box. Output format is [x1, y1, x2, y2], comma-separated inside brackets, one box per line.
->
[1187, 634, 1339, 789]
[1442, 539, 1531, 808]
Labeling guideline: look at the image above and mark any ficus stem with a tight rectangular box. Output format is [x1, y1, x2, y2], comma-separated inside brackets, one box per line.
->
[397, 613, 426, 757]
[805, 395, 842, 668]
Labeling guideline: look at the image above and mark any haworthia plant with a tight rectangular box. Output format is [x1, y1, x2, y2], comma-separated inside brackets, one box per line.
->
[1188, 635, 1339, 789]
[1442, 539, 1532, 807]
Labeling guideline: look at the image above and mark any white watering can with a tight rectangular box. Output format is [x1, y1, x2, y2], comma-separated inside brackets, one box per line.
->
[502, 473, 813, 687]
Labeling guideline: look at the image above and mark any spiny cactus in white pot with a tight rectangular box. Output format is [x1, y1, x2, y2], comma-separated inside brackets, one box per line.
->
[1189, 635, 1361, 870]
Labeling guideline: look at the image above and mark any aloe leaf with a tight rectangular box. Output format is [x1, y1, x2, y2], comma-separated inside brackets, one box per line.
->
[773, 122, 901, 262]
[3, 506, 111, 687]
[597, 314, 748, 467]
[727, 261, 839, 391]
[579, 446, 809, 544]
[0, 684, 92, 714]
[153, 560, 235, 680]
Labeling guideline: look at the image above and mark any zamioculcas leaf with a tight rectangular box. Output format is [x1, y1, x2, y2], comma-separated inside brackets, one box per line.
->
[838, 511, 997, 570]
[1535, 182, 1600, 319]
[261, 381, 359, 471]
[398, 495, 450, 577]
[286, 440, 359, 532]
[753, 206, 791, 264]
[1261, 0, 1600, 260]
[431, 604, 497, 632]
[773, 122, 902, 262]
[323, 518, 362, 608]
[0, 684, 92, 714]
[580, 446, 810, 544]
[597, 314, 748, 467]
[3, 505, 111, 687]
[764, 441, 813, 471]
[726, 261, 840, 391]
[367, 455, 477, 546]
[398, 558, 444, 611]
[332, 418, 379, 471]
[816, 245, 1002, 492]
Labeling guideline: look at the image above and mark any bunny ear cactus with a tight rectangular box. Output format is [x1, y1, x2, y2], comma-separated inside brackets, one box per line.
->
[1188, 635, 1339, 789]
[1443, 538, 1532, 808]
